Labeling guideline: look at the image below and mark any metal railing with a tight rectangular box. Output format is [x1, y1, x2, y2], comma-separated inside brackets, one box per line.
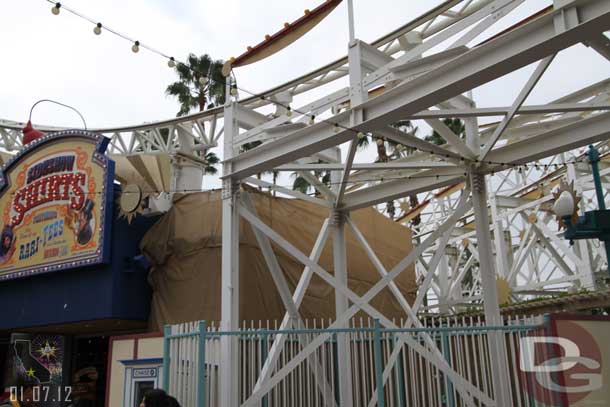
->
[163, 315, 543, 407]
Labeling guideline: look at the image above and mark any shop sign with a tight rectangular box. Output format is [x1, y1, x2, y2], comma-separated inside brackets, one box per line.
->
[0, 130, 114, 281]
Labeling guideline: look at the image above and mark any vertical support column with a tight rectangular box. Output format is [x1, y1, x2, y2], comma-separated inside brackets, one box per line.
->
[347, 0, 356, 43]
[162, 325, 171, 392]
[566, 163, 597, 289]
[441, 332, 455, 407]
[470, 172, 513, 407]
[221, 102, 240, 407]
[373, 319, 385, 407]
[198, 320, 207, 407]
[464, 96, 479, 154]
[173, 156, 204, 193]
[332, 210, 354, 407]
[588, 145, 610, 274]
[175, 129, 204, 192]
[438, 247, 450, 314]
[490, 193, 510, 279]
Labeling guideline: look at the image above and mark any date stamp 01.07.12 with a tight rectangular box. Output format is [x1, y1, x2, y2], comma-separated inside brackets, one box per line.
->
[8, 386, 72, 404]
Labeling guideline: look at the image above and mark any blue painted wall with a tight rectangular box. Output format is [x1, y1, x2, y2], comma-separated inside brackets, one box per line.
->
[0, 206, 158, 331]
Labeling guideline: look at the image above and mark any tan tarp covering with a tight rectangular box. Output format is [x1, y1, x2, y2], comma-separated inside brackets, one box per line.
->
[141, 189, 415, 330]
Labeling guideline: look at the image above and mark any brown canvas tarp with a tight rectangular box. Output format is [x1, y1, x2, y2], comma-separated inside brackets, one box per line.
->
[141, 189, 416, 330]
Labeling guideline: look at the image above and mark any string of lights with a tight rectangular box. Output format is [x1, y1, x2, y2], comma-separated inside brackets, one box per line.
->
[44, 0, 598, 176]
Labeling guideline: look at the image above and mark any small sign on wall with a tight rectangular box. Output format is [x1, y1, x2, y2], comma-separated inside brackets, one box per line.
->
[132, 368, 157, 379]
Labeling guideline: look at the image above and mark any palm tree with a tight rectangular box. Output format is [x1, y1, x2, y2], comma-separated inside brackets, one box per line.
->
[203, 151, 220, 175]
[166, 53, 226, 175]
[292, 167, 331, 196]
[401, 118, 466, 226]
[425, 118, 465, 145]
[166, 54, 226, 115]
[290, 134, 368, 196]
[292, 175, 312, 194]
[379, 120, 418, 220]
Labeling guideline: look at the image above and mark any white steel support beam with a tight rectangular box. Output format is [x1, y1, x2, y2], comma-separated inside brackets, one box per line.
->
[241, 194, 489, 406]
[411, 102, 610, 118]
[347, 217, 422, 323]
[347, 0, 355, 42]
[485, 112, 610, 165]
[336, 141, 357, 206]
[376, 126, 462, 159]
[241, 193, 303, 322]
[438, 247, 451, 314]
[531, 223, 574, 277]
[252, 220, 334, 403]
[240, 193, 337, 406]
[368, 194, 484, 407]
[244, 177, 330, 207]
[480, 54, 555, 160]
[275, 162, 458, 171]
[220, 104, 239, 407]
[469, 172, 512, 406]
[299, 170, 337, 201]
[341, 167, 466, 211]
[364, 0, 521, 89]
[334, 36, 369, 207]
[490, 193, 510, 278]
[225, 0, 610, 180]
[331, 211, 353, 407]
[425, 118, 476, 158]
[584, 33, 610, 61]
[448, 0, 524, 48]
[534, 216, 583, 268]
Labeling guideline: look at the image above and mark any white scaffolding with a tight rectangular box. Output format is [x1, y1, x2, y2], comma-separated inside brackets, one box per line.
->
[216, 0, 610, 405]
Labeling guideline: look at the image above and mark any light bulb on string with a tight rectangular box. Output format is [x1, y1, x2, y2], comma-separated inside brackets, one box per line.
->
[286, 106, 292, 117]
[333, 125, 340, 133]
[132, 41, 140, 53]
[309, 116, 315, 125]
[357, 132, 366, 140]
[199, 76, 208, 86]
[51, 3, 61, 15]
[230, 85, 238, 97]
[168, 57, 176, 68]
[93, 23, 102, 35]
[376, 138, 383, 146]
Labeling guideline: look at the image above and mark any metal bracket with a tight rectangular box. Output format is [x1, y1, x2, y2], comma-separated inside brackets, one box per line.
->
[553, 0, 580, 34]
[222, 179, 239, 200]
[330, 210, 347, 226]
[469, 171, 486, 194]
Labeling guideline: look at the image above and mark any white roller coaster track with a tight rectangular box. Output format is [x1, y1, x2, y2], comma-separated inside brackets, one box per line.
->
[0, 0, 504, 156]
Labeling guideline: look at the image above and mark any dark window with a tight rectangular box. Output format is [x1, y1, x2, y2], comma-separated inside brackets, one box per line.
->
[134, 381, 154, 407]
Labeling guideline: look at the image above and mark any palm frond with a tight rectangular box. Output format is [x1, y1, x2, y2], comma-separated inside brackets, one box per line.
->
[292, 175, 311, 194]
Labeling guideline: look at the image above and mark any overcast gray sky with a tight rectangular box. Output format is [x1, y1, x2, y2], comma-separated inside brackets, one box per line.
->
[2, 1, 609, 189]
[2, 0, 448, 126]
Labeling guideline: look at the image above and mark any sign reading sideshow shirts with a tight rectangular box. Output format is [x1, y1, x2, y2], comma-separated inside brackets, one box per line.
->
[0, 130, 114, 281]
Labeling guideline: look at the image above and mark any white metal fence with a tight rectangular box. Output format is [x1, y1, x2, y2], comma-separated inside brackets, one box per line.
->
[163, 315, 546, 407]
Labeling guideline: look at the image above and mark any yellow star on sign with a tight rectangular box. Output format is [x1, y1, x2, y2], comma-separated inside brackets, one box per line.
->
[26, 368, 35, 377]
